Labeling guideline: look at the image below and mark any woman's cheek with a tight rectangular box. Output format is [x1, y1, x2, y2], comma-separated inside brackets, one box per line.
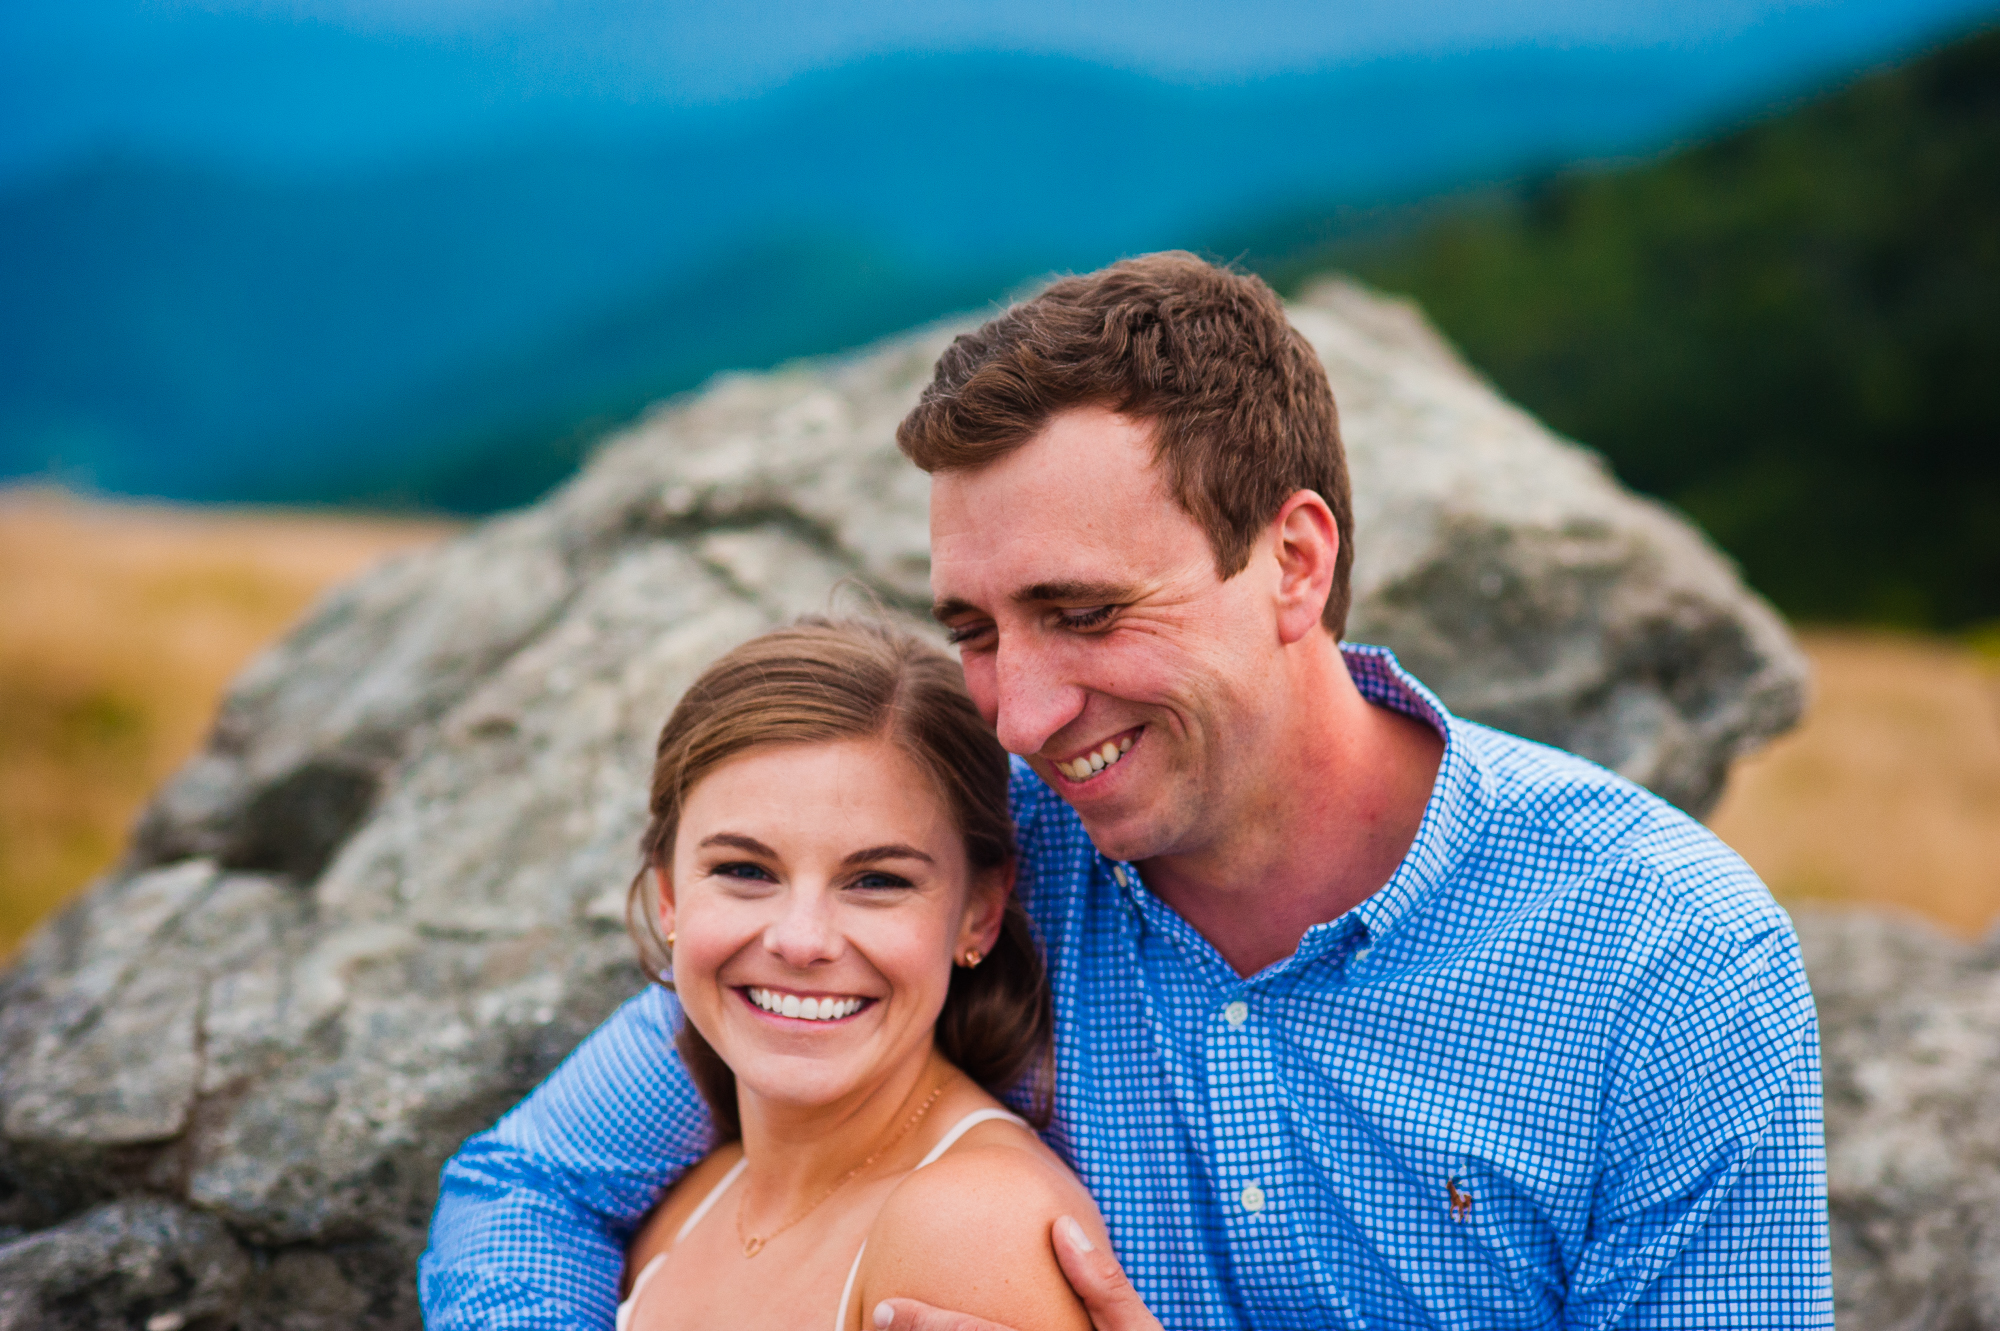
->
[882, 935, 953, 1023]
[671, 924, 734, 1022]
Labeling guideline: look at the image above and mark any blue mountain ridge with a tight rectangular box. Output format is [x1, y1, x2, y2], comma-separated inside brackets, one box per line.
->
[0, 41, 1962, 510]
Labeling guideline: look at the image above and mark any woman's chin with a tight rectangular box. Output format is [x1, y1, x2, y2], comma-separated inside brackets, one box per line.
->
[730, 1057, 880, 1113]
[719, 1025, 937, 1115]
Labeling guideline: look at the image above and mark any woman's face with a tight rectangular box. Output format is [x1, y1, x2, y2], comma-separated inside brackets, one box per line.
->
[660, 736, 1008, 1112]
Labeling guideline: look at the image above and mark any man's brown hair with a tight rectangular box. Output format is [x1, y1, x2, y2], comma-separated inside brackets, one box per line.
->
[897, 251, 1355, 637]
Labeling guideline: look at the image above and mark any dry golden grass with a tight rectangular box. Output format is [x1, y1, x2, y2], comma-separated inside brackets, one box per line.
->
[3, 490, 1995, 959]
[0, 490, 457, 958]
[1708, 629, 2000, 938]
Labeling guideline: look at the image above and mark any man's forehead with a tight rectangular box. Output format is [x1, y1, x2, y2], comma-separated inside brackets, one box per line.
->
[926, 408, 1211, 612]
[929, 408, 1166, 503]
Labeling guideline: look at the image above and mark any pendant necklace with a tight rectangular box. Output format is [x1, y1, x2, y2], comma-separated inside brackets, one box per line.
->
[735, 1079, 947, 1257]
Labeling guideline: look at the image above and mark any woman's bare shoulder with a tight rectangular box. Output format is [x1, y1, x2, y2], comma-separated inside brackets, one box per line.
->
[623, 1144, 745, 1291]
[856, 1124, 1106, 1331]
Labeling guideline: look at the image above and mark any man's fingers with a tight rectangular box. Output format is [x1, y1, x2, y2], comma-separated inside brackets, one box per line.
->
[1051, 1215, 1163, 1331]
[871, 1298, 1014, 1331]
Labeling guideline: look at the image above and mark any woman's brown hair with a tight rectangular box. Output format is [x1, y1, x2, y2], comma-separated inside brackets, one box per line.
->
[626, 618, 1051, 1139]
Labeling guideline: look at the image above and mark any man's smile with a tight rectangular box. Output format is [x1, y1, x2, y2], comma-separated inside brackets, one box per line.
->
[1048, 728, 1141, 783]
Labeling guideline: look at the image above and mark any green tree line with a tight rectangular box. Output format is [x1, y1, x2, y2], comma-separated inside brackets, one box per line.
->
[1278, 24, 2000, 629]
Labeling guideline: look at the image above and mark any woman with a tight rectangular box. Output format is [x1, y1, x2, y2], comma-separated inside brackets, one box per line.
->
[617, 620, 1107, 1331]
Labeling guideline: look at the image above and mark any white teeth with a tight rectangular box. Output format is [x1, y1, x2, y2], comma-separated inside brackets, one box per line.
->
[1056, 734, 1135, 783]
[748, 988, 864, 1021]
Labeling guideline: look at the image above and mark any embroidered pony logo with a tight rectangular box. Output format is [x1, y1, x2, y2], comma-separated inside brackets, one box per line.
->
[1447, 1176, 1473, 1223]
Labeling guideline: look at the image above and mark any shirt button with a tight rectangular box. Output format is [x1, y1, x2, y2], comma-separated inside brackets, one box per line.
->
[1223, 1000, 1248, 1027]
[1240, 1182, 1266, 1212]
[1112, 865, 1129, 888]
[1353, 943, 1372, 963]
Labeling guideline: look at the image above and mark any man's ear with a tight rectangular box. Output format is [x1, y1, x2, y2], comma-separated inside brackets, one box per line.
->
[960, 859, 1015, 956]
[1270, 489, 1339, 645]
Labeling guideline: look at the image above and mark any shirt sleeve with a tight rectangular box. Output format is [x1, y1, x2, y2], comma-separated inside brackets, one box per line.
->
[419, 984, 715, 1331]
[1565, 920, 1834, 1327]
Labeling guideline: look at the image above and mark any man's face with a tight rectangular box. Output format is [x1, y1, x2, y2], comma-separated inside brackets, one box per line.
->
[929, 406, 1291, 864]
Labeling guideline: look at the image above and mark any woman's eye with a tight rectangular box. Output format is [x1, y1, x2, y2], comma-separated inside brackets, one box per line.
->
[1057, 605, 1116, 631]
[850, 872, 914, 891]
[712, 861, 775, 882]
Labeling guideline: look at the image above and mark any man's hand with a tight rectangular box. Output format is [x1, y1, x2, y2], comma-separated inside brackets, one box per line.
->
[872, 1215, 1163, 1331]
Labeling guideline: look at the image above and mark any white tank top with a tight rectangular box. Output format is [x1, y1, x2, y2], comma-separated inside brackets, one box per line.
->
[617, 1107, 1028, 1331]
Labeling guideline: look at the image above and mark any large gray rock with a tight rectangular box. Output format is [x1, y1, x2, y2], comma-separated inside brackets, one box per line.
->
[1796, 907, 2000, 1330]
[0, 1200, 250, 1331]
[0, 281, 1808, 1325]
[1303, 279, 1805, 812]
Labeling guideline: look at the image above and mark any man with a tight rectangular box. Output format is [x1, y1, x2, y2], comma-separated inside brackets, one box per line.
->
[421, 253, 1831, 1328]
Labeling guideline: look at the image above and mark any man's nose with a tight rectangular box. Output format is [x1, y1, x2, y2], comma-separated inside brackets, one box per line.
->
[991, 634, 1087, 758]
[763, 885, 841, 969]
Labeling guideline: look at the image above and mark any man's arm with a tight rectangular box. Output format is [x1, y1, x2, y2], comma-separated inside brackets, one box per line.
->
[1569, 920, 1834, 1327]
[419, 984, 714, 1331]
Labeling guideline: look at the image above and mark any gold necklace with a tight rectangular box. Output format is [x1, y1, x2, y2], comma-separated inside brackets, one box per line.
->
[735, 1079, 947, 1257]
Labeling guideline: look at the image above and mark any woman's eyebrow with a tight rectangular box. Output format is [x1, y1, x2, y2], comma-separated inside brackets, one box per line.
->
[698, 832, 778, 857]
[841, 843, 935, 868]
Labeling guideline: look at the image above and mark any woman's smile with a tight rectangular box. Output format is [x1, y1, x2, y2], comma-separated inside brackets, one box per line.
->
[740, 986, 874, 1023]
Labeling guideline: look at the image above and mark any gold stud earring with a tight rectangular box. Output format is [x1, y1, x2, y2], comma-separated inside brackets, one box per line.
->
[666, 930, 677, 947]
[959, 948, 983, 968]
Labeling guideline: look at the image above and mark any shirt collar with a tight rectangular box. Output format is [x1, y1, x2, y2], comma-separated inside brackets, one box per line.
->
[1104, 642, 1495, 981]
[1338, 643, 1495, 946]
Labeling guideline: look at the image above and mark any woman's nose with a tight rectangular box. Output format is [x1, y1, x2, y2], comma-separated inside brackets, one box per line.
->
[762, 885, 842, 968]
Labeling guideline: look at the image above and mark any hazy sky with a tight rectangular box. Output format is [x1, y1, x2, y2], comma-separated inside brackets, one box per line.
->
[4, 0, 1994, 179]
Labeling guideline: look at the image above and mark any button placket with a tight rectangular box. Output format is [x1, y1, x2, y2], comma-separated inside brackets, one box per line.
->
[1205, 989, 1285, 1232]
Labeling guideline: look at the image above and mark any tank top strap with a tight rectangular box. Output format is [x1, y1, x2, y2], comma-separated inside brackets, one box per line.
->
[834, 1107, 1029, 1331]
[618, 1157, 748, 1330]
[834, 1242, 868, 1331]
[630, 1114, 1032, 1331]
[915, 1107, 1028, 1169]
[674, 1154, 748, 1244]
[616, 1254, 665, 1331]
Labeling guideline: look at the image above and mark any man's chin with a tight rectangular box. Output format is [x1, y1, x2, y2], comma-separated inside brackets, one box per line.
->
[1057, 764, 1199, 867]
[1074, 809, 1170, 869]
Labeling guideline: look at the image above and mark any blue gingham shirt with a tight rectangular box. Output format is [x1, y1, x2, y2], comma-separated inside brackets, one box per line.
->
[421, 645, 1832, 1328]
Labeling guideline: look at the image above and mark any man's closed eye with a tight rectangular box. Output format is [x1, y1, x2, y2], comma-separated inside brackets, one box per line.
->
[1056, 606, 1117, 631]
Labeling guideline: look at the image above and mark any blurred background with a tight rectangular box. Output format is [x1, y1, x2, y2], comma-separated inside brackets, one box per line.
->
[3, 0, 1997, 956]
